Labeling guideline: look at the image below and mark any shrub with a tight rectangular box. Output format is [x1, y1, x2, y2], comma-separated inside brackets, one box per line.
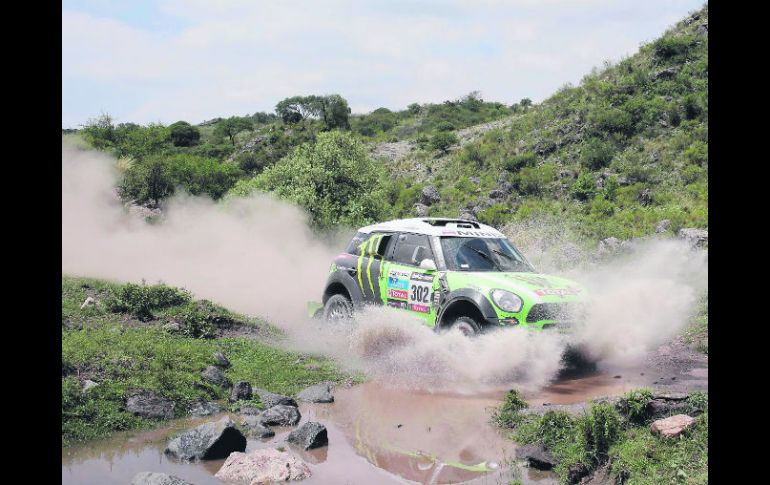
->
[518, 163, 556, 195]
[653, 34, 696, 61]
[588, 107, 634, 136]
[504, 152, 537, 172]
[616, 389, 654, 424]
[580, 139, 616, 169]
[571, 172, 597, 200]
[106, 282, 192, 321]
[493, 389, 529, 428]
[169, 121, 201, 147]
[177, 302, 217, 339]
[579, 403, 622, 463]
[435, 121, 456, 132]
[430, 131, 459, 152]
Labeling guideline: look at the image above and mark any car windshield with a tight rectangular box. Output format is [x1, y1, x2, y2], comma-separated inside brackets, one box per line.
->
[440, 237, 535, 272]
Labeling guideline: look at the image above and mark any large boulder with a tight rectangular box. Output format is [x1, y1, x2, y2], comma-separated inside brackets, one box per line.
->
[515, 443, 556, 470]
[678, 228, 708, 248]
[201, 366, 231, 388]
[258, 405, 301, 427]
[126, 390, 174, 420]
[240, 416, 276, 439]
[288, 422, 328, 450]
[419, 186, 441, 206]
[214, 449, 311, 484]
[230, 381, 253, 402]
[213, 352, 231, 368]
[650, 414, 696, 438]
[597, 237, 621, 256]
[131, 472, 192, 485]
[165, 417, 246, 461]
[296, 383, 334, 403]
[254, 388, 297, 408]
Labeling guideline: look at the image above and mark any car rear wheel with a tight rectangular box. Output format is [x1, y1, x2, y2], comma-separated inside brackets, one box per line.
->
[323, 294, 354, 322]
[449, 316, 481, 336]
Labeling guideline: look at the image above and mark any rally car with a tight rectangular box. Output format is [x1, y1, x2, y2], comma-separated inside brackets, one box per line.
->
[309, 218, 586, 335]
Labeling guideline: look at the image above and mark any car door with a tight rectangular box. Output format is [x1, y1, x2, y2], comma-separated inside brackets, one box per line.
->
[352, 232, 392, 306]
[381, 232, 439, 326]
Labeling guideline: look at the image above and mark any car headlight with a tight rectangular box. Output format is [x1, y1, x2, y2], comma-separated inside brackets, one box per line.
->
[490, 289, 523, 313]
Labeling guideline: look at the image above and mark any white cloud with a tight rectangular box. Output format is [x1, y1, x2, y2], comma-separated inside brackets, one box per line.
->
[62, 0, 705, 126]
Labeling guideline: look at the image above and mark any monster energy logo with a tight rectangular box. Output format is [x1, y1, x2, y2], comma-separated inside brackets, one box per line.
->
[356, 233, 384, 298]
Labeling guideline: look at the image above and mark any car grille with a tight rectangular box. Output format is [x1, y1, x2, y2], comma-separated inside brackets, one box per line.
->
[526, 303, 582, 323]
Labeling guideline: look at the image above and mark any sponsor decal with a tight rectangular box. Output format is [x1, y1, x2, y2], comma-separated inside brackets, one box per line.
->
[388, 288, 408, 300]
[410, 272, 434, 282]
[508, 274, 551, 287]
[534, 288, 581, 297]
[387, 299, 408, 309]
[389, 269, 411, 279]
[410, 303, 430, 313]
[387, 277, 409, 290]
[455, 230, 500, 238]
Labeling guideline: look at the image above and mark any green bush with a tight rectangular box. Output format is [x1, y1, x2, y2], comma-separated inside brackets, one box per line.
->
[169, 121, 201, 147]
[431, 131, 459, 152]
[616, 389, 653, 424]
[493, 389, 528, 428]
[579, 402, 622, 463]
[504, 152, 537, 172]
[517, 163, 556, 195]
[580, 138, 616, 169]
[653, 34, 696, 61]
[571, 172, 597, 200]
[106, 282, 192, 321]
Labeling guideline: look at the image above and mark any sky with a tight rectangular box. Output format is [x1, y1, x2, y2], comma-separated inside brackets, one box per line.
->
[62, 0, 705, 128]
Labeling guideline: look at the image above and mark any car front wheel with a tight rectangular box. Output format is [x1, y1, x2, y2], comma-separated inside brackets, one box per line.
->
[323, 294, 354, 322]
[449, 316, 481, 336]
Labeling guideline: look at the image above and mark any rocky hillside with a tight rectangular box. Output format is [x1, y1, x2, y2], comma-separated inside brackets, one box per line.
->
[388, 5, 708, 243]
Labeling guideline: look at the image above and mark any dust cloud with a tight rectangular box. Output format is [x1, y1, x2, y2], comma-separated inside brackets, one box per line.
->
[63, 144, 707, 392]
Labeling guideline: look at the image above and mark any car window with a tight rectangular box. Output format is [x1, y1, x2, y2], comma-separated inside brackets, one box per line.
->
[440, 237, 535, 272]
[390, 233, 434, 266]
[346, 232, 392, 258]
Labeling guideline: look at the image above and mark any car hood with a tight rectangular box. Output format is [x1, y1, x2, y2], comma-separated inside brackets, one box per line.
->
[445, 271, 586, 302]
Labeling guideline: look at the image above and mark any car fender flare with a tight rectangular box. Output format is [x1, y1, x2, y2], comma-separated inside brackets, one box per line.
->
[323, 271, 366, 310]
[436, 288, 498, 328]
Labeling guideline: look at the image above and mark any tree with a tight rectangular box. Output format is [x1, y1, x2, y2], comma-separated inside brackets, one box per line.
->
[520, 98, 533, 108]
[227, 131, 386, 228]
[275, 94, 351, 130]
[169, 121, 201, 147]
[214, 116, 254, 146]
[80, 113, 115, 149]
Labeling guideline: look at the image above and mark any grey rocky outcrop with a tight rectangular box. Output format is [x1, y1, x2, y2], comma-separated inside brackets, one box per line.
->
[165, 417, 246, 461]
[678, 228, 708, 248]
[296, 383, 334, 403]
[212, 352, 230, 368]
[189, 401, 221, 417]
[420, 186, 441, 205]
[288, 421, 329, 450]
[126, 390, 174, 420]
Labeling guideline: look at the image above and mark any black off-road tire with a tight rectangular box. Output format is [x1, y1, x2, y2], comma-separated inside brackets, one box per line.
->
[323, 294, 354, 322]
[449, 316, 482, 336]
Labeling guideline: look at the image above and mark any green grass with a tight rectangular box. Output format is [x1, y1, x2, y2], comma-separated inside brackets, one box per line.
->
[496, 389, 708, 484]
[62, 275, 348, 446]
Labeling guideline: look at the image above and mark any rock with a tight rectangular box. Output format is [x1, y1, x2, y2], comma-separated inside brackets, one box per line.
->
[697, 22, 708, 36]
[238, 405, 262, 415]
[619, 239, 638, 252]
[131, 472, 193, 485]
[126, 390, 174, 420]
[653, 67, 679, 80]
[638, 188, 652, 206]
[214, 449, 311, 484]
[515, 443, 556, 470]
[499, 181, 514, 195]
[414, 203, 428, 217]
[650, 414, 696, 438]
[258, 405, 301, 427]
[254, 388, 298, 408]
[240, 416, 276, 439]
[162, 321, 181, 332]
[80, 296, 95, 310]
[201, 366, 231, 388]
[678, 228, 708, 248]
[655, 219, 671, 233]
[488, 189, 504, 200]
[189, 401, 221, 417]
[297, 383, 334, 403]
[213, 352, 231, 368]
[82, 379, 99, 392]
[165, 417, 246, 461]
[597, 237, 621, 255]
[648, 399, 691, 418]
[288, 422, 329, 450]
[419, 186, 441, 205]
[230, 381, 253, 402]
[459, 211, 478, 222]
[469, 176, 480, 184]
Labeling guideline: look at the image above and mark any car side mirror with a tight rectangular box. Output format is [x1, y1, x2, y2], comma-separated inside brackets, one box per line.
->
[419, 259, 437, 272]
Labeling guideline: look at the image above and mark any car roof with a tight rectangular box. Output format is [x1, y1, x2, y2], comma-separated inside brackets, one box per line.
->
[358, 218, 505, 238]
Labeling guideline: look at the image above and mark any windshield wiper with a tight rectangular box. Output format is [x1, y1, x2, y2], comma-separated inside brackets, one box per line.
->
[492, 248, 534, 272]
[468, 247, 502, 271]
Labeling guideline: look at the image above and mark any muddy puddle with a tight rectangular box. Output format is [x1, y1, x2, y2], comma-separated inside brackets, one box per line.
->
[62, 370, 648, 485]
